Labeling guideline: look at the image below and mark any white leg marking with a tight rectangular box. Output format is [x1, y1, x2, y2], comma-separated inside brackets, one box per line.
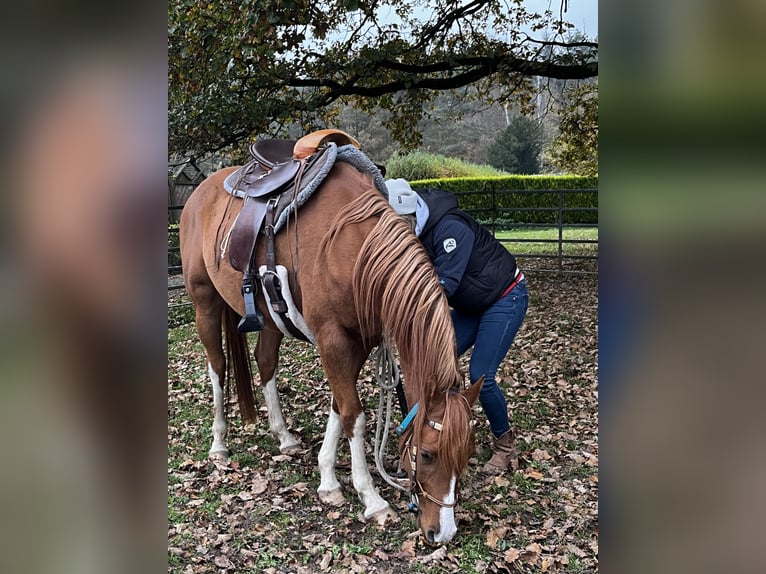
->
[348, 412, 390, 518]
[208, 363, 228, 457]
[262, 376, 300, 452]
[317, 405, 343, 496]
[433, 474, 458, 543]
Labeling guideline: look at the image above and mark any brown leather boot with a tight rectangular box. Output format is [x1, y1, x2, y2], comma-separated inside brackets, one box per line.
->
[481, 431, 519, 474]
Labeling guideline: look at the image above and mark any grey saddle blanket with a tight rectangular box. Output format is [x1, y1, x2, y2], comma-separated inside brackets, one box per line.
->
[223, 143, 388, 235]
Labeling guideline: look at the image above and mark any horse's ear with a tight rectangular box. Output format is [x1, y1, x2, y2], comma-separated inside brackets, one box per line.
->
[461, 376, 484, 407]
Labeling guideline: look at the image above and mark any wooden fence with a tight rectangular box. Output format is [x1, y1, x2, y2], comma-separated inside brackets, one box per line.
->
[168, 187, 598, 293]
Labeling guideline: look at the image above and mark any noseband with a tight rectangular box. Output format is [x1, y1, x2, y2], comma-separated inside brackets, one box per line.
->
[397, 403, 456, 514]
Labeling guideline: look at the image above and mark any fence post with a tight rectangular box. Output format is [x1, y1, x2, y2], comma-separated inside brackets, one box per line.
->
[491, 181, 497, 237]
[558, 189, 564, 272]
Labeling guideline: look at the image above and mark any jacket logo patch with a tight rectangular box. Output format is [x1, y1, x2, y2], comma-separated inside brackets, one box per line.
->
[443, 238, 457, 253]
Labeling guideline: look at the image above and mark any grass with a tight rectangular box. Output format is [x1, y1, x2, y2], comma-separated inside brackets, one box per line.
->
[494, 226, 598, 257]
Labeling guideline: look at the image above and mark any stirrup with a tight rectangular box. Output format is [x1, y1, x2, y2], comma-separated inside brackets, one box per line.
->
[237, 313, 264, 333]
[238, 277, 264, 333]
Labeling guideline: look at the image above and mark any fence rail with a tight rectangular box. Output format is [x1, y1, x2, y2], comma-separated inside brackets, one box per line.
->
[453, 186, 598, 275]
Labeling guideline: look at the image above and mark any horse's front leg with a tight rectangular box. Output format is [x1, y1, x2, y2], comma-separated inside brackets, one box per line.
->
[317, 398, 345, 506]
[318, 401, 395, 524]
[313, 331, 397, 526]
[346, 409, 397, 525]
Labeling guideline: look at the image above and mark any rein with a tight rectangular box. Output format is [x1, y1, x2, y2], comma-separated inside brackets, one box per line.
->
[371, 347, 456, 515]
[372, 343, 409, 492]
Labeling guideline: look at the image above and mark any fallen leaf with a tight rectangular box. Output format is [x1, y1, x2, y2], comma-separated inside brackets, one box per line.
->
[486, 526, 508, 549]
[399, 539, 416, 559]
[493, 475, 510, 488]
[252, 475, 269, 494]
[419, 546, 447, 563]
[503, 548, 520, 563]
[532, 448, 552, 461]
[567, 543, 588, 558]
[318, 551, 332, 570]
[213, 555, 234, 568]
[520, 543, 542, 564]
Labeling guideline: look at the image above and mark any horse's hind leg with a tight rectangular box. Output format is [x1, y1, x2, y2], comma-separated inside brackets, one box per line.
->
[189, 287, 230, 459]
[254, 328, 301, 453]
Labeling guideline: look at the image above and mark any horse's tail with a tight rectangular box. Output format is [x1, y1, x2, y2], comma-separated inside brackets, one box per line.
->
[222, 306, 258, 424]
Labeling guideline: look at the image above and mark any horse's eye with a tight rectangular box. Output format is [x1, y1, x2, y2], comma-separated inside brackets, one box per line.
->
[421, 450, 434, 463]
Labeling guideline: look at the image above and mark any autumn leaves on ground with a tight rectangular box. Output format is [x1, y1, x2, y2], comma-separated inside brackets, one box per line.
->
[168, 273, 598, 573]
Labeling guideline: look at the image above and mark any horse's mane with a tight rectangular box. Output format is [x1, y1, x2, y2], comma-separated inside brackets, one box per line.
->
[319, 187, 472, 473]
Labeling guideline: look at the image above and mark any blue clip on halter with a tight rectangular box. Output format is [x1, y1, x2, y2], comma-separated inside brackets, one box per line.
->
[396, 402, 419, 436]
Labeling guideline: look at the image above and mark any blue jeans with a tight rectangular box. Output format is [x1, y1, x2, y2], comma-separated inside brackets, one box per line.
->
[452, 279, 528, 438]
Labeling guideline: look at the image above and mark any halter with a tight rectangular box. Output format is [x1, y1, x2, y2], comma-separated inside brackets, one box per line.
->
[396, 402, 456, 514]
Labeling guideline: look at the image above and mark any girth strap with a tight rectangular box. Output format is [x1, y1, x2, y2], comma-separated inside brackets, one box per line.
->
[260, 166, 310, 342]
[262, 198, 286, 314]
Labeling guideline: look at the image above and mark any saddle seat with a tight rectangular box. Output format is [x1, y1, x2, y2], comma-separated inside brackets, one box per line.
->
[239, 129, 361, 199]
[249, 139, 295, 170]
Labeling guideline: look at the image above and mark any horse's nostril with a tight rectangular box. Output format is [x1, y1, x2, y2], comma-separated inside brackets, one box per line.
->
[425, 528, 437, 544]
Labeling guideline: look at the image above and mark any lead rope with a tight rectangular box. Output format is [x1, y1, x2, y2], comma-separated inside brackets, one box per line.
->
[372, 341, 408, 492]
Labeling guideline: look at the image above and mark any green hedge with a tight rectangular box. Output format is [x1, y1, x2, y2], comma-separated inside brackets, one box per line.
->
[385, 151, 504, 180]
[409, 175, 598, 225]
[168, 223, 181, 269]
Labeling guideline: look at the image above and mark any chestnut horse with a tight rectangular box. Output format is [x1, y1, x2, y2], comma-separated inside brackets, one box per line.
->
[180, 160, 482, 544]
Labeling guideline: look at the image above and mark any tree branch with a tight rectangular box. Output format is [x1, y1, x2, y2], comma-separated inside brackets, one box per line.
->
[289, 55, 596, 98]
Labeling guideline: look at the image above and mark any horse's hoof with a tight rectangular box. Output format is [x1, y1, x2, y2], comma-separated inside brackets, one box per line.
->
[208, 449, 230, 461]
[366, 505, 398, 527]
[318, 488, 345, 507]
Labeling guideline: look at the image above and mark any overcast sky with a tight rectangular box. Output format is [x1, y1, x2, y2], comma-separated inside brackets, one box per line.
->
[372, 1, 598, 39]
[554, 0, 598, 36]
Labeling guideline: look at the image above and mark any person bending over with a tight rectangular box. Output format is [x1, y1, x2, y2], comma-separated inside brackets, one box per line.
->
[386, 178, 528, 474]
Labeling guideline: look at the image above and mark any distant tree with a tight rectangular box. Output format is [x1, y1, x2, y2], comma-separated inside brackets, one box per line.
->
[545, 82, 598, 175]
[487, 115, 543, 174]
[331, 104, 397, 164]
[417, 89, 508, 164]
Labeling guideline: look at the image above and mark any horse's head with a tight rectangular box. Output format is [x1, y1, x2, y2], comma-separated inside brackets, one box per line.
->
[399, 377, 483, 545]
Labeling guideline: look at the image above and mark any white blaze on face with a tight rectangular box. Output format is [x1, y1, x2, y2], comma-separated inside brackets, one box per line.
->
[433, 474, 458, 543]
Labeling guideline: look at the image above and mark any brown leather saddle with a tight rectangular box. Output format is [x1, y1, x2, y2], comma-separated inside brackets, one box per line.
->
[225, 129, 360, 334]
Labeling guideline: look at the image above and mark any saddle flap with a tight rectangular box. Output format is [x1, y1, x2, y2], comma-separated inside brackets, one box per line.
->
[229, 198, 270, 272]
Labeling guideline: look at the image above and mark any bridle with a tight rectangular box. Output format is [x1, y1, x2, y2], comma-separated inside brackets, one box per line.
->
[396, 403, 457, 515]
